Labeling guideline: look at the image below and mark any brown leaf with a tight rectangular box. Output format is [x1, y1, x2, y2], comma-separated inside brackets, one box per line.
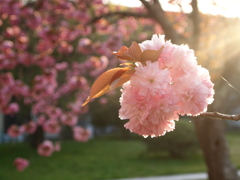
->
[119, 63, 135, 67]
[116, 54, 137, 62]
[110, 69, 136, 90]
[112, 43, 142, 62]
[127, 42, 142, 61]
[112, 46, 128, 56]
[141, 46, 164, 65]
[82, 67, 130, 106]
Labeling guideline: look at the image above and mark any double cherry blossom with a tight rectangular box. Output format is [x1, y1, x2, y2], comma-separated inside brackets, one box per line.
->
[84, 34, 214, 137]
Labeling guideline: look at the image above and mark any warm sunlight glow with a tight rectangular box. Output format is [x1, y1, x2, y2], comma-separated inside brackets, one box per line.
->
[103, 0, 142, 7]
[104, 0, 240, 18]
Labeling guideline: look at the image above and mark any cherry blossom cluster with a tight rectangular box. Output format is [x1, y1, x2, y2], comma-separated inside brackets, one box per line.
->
[119, 34, 214, 137]
[0, 0, 127, 172]
[0, 0, 172, 172]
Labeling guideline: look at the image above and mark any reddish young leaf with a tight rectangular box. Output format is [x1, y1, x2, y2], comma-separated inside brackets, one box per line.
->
[141, 46, 164, 65]
[127, 42, 142, 61]
[82, 67, 130, 106]
[110, 69, 136, 90]
[112, 42, 142, 62]
[112, 46, 128, 56]
[112, 46, 136, 62]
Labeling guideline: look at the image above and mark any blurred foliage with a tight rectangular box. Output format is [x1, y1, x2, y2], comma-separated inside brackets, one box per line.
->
[142, 119, 200, 158]
[90, 91, 121, 127]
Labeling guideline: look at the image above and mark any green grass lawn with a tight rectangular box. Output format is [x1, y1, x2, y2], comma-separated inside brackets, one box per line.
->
[0, 132, 239, 180]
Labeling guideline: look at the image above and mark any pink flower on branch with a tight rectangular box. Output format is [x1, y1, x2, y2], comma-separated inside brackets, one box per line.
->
[83, 34, 214, 138]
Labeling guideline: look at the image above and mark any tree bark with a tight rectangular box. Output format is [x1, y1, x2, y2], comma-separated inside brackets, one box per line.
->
[29, 126, 44, 149]
[194, 56, 240, 180]
[194, 117, 238, 180]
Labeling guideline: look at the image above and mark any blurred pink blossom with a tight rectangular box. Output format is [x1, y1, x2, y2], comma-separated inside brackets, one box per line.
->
[3, 102, 19, 114]
[23, 121, 37, 134]
[77, 38, 92, 54]
[14, 158, 29, 172]
[37, 115, 47, 125]
[43, 120, 61, 134]
[54, 141, 61, 152]
[60, 113, 78, 126]
[7, 124, 24, 138]
[37, 140, 54, 157]
[119, 34, 214, 137]
[55, 62, 69, 71]
[72, 126, 90, 142]
[99, 97, 108, 105]
[57, 41, 73, 54]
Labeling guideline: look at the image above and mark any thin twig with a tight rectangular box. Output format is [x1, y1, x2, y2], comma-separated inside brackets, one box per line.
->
[199, 112, 240, 121]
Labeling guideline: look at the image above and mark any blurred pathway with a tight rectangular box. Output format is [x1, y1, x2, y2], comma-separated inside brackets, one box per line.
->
[113, 170, 240, 180]
[113, 172, 207, 180]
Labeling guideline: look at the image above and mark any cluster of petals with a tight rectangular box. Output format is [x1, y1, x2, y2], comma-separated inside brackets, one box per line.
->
[119, 34, 214, 137]
[14, 158, 29, 172]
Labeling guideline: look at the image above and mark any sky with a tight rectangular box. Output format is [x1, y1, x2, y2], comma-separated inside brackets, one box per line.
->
[103, 0, 240, 18]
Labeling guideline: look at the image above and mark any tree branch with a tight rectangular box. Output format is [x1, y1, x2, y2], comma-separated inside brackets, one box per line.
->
[139, 0, 181, 43]
[190, 0, 200, 50]
[139, 0, 152, 11]
[153, 0, 161, 7]
[89, 11, 152, 24]
[199, 112, 240, 121]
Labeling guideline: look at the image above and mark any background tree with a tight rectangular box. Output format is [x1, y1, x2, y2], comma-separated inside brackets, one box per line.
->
[1, 0, 240, 179]
[91, 0, 240, 179]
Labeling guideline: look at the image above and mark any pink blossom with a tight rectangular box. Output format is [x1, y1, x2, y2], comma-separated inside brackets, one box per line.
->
[14, 158, 29, 172]
[37, 140, 54, 157]
[118, 34, 214, 137]
[72, 126, 90, 142]
[77, 38, 92, 54]
[175, 74, 212, 116]
[37, 115, 47, 125]
[24, 121, 37, 134]
[43, 120, 61, 134]
[119, 82, 178, 137]
[7, 124, 24, 138]
[130, 61, 171, 96]
[57, 41, 73, 54]
[60, 113, 78, 126]
[139, 34, 165, 51]
[4, 102, 19, 114]
[55, 62, 69, 71]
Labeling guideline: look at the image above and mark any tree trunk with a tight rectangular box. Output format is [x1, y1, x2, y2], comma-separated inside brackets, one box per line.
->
[194, 118, 238, 180]
[194, 57, 240, 180]
[29, 126, 44, 149]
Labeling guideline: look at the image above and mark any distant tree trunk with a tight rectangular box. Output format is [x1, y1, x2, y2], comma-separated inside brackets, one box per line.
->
[194, 57, 240, 180]
[30, 126, 44, 149]
[194, 118, 238, 180]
